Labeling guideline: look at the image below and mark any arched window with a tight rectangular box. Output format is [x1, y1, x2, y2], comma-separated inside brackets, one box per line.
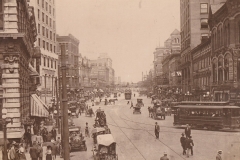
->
[212, 58, 217, 82]
[218, 57, 223, 82]
[224, 54, 230, 81]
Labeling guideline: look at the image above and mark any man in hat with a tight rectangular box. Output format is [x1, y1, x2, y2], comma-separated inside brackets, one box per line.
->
[160, 152, 169, 160]
[185, 124, 191, 138]
[180, 133, 186, 155]
[154, 122, 160, 139]
[216, 150, 222, 160]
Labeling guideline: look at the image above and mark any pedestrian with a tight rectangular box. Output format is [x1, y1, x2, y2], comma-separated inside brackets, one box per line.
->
[46, 146, 52, 160]
[24, 129, 32, 151]
[216, 150, 222, 160]
[130, 102, 134, 109]
[85, 122, 90, 137]
[160, 152, 169, 160]
[180, 133, 186, 155]
[18, 143, 27, 160]
[9, 144, 16, 160]
[155, 122, 160, 139]
[185, 136, 194, 158]
[36, 143, 43, 160]
[52, 142, 57, 160]
[29, 142, 39, 160]
[127, 101, 130, 105]
[189, 136, 194, 156]
[51, 127, 57, 141]
[185, 124, 191, 138]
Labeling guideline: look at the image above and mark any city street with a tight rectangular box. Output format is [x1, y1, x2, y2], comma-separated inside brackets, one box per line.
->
[70, 93, 240, 160]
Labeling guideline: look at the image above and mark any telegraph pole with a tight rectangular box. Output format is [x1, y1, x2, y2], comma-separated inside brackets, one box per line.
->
[60, 44, 70, 159]
[55, 77, 60, 134]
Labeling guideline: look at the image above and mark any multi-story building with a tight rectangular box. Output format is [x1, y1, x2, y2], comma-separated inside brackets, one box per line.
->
[192, 39, 211, 101]
[89, 53, 115, 90]
[0, 0, 44, 139]
[57, 34, 80, 91]
[79, 54, 91, 88]
[209, 0, 240, 102]
[28, 0, 58, 106]
[179, 0, 226, 95]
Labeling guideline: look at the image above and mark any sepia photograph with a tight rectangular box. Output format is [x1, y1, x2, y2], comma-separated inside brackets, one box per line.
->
[0, 0, 240, 160]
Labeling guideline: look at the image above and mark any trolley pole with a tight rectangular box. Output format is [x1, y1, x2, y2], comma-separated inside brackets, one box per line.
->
[60, 44, 70, 159]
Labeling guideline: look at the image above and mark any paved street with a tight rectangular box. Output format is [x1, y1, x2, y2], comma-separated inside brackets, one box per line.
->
[69, 93, 240, 160]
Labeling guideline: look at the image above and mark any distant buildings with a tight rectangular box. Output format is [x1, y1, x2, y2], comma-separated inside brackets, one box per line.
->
[90, 53, 115, 90]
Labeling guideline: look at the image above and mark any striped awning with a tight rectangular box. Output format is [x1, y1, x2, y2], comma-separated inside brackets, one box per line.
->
[30, 94, 49, 117]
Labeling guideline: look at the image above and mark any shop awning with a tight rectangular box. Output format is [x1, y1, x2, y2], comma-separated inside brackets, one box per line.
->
[31, 94, 49, 117]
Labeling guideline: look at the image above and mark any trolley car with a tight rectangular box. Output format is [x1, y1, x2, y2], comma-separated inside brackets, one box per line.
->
[172, 101, 240, 130]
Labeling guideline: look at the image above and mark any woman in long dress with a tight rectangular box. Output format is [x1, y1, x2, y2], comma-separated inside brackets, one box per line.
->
[46, 146, 52, 160]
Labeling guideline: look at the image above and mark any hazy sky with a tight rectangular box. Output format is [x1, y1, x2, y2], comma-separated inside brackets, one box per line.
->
[56, 0, 180, 82]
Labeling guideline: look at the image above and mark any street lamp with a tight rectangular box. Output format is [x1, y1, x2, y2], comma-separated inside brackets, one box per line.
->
[1, 108, 13, 160]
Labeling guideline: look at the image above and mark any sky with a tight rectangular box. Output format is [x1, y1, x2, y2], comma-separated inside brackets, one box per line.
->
[56, 0, 180, 82]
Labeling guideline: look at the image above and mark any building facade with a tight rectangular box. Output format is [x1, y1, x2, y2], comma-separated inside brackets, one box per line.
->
[192, 39, 211, 101]
[0, 0, 44, 138]
[79, 54, 91, 88]
[57, 34, 80, 92]
[209, 0, 240, 102]
[28, 0, 58, 107]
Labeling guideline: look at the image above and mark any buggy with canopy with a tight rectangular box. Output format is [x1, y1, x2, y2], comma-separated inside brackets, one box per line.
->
[92, 134, 118, 160]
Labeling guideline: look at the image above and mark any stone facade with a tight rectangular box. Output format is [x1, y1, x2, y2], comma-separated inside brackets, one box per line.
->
[0, 0, 37, 138]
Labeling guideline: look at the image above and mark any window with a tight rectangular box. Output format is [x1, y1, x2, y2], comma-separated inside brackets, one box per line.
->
[42, 26, 45, 36]
[50, 18, 52, 27]
[44, 57, 46, 66]
[38, 38, 41, 47]
[47, 58, 49, 67]
[38, 24, 40, 33]
[200, 3, 208, 13]
[54, 46, 56, 53]
[42, 0, 44, 8]
[46, 15, 48, 25]
[42, 12, 44, 22]
[43, 40, 45, 49]
[46, 28, 48, 38]
[50, 31, 52, 40]
[201, 19, 208, 29]
[201, 33, 208, 40]
[38, 9, 40, 19]
[55, 61, 57, 69]
[53, 8, 55, 16]
[46, 2, 48, 11]
[53, 33, 55, 41]
[0, 0, 3, 30]
[51, 59, 53, 68]
[50, 44, 52, 52]
[53, 21, 55, 30]
[49, 5, 51, 14]
[46, 42, 49, 50]
[37, 0, 39, 4]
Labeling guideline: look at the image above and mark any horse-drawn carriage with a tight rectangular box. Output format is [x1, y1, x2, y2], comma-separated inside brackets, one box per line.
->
[136, 99, 144, 107]
[149, 103, 166, 120]
[69, 126, 87, 151]
[92, 134, 118, 160]
[94, 110, 107, 127]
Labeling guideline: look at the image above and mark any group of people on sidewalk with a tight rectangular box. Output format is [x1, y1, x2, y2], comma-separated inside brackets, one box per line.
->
[180, 124, 194, 158]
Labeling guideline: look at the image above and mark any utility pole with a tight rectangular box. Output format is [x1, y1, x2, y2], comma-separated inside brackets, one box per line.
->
[55, 77, 60, 134]
[60, 44, 70, 159]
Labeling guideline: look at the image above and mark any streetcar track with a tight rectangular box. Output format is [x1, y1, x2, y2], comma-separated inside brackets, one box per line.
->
[121, 113, 186, 160]
[106, 110, 147, 160]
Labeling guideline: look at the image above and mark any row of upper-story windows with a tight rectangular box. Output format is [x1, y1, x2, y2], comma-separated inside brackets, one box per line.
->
[42, 56, 57, 69]
[38, 0, 55, 16]
[193, 56, 211, 71]
[37, 9, 56, 30]
[38, 38, 56, 53]
[37, 24, 56, 42]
